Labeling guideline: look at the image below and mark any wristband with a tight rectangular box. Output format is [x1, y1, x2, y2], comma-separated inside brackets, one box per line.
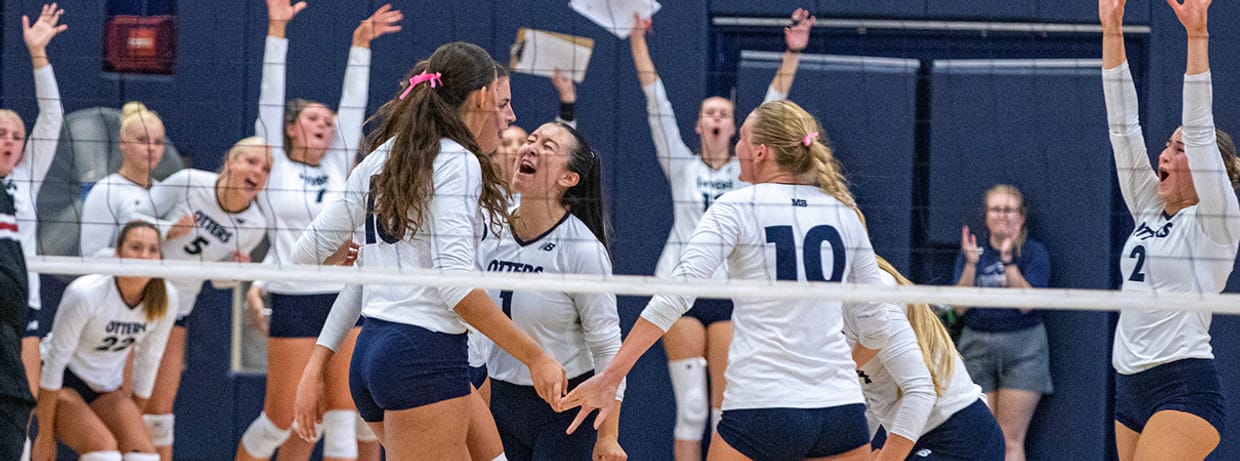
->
[559, 102, 576, 123]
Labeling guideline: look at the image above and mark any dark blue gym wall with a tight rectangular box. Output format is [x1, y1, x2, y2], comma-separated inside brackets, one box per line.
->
[3, 0, 1240, 460]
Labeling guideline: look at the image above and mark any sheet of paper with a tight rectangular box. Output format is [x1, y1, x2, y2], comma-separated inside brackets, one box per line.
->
[569, 0, 661, 39]
[509, 28, 594, 83]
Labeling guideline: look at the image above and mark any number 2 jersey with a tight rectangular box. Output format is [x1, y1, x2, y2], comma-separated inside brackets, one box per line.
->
[641, 183, 892, 410]
[134, 169, 267, 317]
[1104, 63, 1240, 375]
[40, 274, 178, 398]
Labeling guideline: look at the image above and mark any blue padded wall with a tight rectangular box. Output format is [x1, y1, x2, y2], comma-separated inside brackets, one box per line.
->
[735, 52, 919, 272]
[928, 60, 1115, 460]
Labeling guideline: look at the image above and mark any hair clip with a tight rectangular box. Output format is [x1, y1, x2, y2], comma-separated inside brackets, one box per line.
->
[802, 131, 819, 147]
[399, 71, 444, 100]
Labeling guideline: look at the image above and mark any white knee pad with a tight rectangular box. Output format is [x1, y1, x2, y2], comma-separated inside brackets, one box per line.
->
[21, 437, 30, 461]
[240, 412, 291, 458]
[142, 414, 174, 447]
[669, 357, 709, 441]
[79, 451, 123, 461]
[355, 412, 378, 442]
[492, 454, 508, 461]
[711, 408, 722, 435]
[122, 453, 161, 461]
[322, 410, 359, 459]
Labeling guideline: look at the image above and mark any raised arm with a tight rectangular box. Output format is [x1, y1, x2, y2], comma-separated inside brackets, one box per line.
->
[1170, 0, 1240, 242]
[16, 4, 66, 196]
[1100, 0, 1160, 216]
[766, 8, 814, 102]
[327, 4, 401, 177]
[552, 69, 578, 129]
[630, 15, 695, 181]
[255, 0, 306, 151]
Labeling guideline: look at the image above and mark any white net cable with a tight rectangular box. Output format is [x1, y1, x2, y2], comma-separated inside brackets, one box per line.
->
[28, 255, 1240, 313]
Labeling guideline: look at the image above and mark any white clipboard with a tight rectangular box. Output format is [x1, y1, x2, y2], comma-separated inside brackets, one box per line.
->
[509, 28, 595, 83]
[569, 0, 661, 39]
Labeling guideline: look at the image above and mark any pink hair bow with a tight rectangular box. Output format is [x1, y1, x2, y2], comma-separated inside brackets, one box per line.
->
[802, 131, 819, 147]
[399, 71, 444, 100]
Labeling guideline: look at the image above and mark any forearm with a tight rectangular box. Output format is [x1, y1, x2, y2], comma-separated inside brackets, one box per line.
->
[455, 290, 548, 367]
[35, 388, 59, 439]
[268, 20, 287, 39]
[630, 34, 657, 86]
[28, 46, 48, 70]
[1186, 29, 1208, 76]
[954, 264, 976, 287]
[875, 434, 917, 461]
[304, 346, 334, 377]
[769, 50, 802, 96]
[1003, 266, 1032, 289]
[1101, 25, 1126, 70]
[597, 399, 622, 441]
[600, 318, 663, 384]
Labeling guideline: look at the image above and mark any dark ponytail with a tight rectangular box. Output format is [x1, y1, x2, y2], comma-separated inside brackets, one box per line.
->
[557, 122, 610, 249]
[364, 42, 509, 238]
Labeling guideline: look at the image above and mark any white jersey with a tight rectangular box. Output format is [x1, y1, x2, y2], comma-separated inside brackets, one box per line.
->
[1104, 64, 1240, 375]
[40, 274, 177, 398]
[642, 80, 748, 277]
[254, 36, 370, 295]
[844, 272, 983, 442]
[641, 183, 892, 410]
[477, 214, 623, 395]
[80, 174, 164, 257]
[129, 169, 267, 317]
[293, 138, 485, 334]
[5, 65, 63, 310]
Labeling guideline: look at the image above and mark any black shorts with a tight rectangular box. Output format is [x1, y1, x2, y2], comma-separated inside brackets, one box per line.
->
[269, 293, 340, 338]
[21, 305, 41, 338]
[491, 373, 597, 461]
[684, 297, 733, 326]
[718, 404, 869, 460]
[62, 369, 107, 404]
[349, 318, 470, 422]
[1116, 358, 1226, 434]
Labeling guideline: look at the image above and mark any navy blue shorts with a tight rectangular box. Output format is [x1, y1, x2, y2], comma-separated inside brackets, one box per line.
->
[349, 317, 470, 422]
[269, 293, 339, 338]
[718, 403, 869, 460]
[1116, 358, 1226, 434]
[872, 400, 1004, 460]
[21, 305, 40, 338]
[470, 364, 488, 390]
[62, 369, 104, 404]
[684, 297, 733, 326]
[491, 373, 597, 461]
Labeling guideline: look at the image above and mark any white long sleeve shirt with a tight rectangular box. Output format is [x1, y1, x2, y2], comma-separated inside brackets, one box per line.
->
[1105, 64, 1240, 375]
[477, 214, 623, 398]
[254, 36, 370, 295]
[293, 138, 485, 334]
[641, 183, 891, 410]
[40, 274, 177, 398]
[79, 174, 165, 257]
[125, 169, 266, 317]
[845, 272, 983, 442]
[6, 64, 63, 310]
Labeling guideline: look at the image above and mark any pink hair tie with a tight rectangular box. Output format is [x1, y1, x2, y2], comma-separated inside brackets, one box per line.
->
[802, 131, 819, 147]
[399, 71, 444, 100]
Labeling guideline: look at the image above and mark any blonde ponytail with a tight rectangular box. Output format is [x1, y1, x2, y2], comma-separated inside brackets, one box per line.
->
[876, 255, 958, 396]
[749, 99, 861, 220]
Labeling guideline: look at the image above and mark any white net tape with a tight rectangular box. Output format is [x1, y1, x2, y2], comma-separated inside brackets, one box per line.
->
[28, 255, 1240, 313]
